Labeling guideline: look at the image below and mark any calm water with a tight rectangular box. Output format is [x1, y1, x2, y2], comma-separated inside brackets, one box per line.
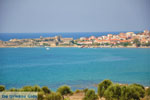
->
[0, 48, 150, 91]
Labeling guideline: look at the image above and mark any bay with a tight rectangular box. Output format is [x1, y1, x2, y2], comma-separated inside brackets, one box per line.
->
[0, 48, 150, 91]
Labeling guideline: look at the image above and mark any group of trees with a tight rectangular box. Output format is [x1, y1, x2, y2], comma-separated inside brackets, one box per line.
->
[0, 85, 72, 100]
[0, 80, 150, 100]
[97, 80, 150, 100]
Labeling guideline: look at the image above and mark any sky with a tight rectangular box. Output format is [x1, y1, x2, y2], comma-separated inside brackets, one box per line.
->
[0, 0, 150, 33]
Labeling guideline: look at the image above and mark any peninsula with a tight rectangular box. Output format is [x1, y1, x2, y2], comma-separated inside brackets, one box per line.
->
[0, 30, 150, 48]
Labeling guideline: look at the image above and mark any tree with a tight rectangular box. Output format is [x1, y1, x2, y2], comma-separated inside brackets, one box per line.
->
[57, 85, 72, 99]
[97, 80, 113, 98]
[133, 38, 141, 47]
[104, 84, 121, 100]
[42, 86, 51, 94]
[0, 85, 5, 91]
[120, 85, 145, 100]
[45, 92, 63, 100]
[131, 83, 145, 90]
[32, 85, 42, 92]
[74, 89, 82, 93]
[83, 89, 98, 100]
[129, 84, 145, 98]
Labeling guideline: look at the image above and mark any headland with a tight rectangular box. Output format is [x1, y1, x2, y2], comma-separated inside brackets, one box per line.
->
[0, 30, 150, 48]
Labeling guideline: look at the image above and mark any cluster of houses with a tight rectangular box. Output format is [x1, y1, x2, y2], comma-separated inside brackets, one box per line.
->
[77, 30, 150, 47]
[0, 36, 74, 47]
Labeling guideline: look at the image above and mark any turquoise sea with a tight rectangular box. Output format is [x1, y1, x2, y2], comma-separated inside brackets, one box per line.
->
[0, 48, 150, 91]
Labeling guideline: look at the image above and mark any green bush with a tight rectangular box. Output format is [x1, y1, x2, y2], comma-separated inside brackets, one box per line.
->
[104, 84, 121, 100]
[42, 86, 51, 94]
[97, 80, 113, 98]
[32, 85, 42, 92]
[131, 83, 145, 89]
[120, 85, 145, 100]
[45, 92, 63, 100]
[57, 85, 72, 96]
[103, 83, 145, 100]
[125, 85, 145, 100]
[74, 89, 82, 93]
[120, 86, 128, 100]
[129, 84, 145, 98]
[146, 87, 150, 96]
[21, 85, 42, 92]
[22, 86, 33, 91]
[57, 85, 72, 99]
[83, 89, 98, 100]
[0, 85, 5, 91]
[9, 88, 20, 91]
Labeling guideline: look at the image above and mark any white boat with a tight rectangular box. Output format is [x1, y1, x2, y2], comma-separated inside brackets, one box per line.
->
[46, 47, 50, 50]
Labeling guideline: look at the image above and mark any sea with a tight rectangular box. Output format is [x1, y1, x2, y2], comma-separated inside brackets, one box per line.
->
[0, 32, 150, 91]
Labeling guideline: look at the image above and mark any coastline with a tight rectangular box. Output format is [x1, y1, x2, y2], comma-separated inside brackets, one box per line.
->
[0, 46, 150, 48]
[1, 30, 150, 49]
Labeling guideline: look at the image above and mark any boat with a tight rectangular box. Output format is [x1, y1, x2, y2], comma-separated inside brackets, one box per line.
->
[46, 47, 50, 50]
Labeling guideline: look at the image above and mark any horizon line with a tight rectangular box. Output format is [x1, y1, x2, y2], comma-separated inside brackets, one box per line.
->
[0, 30, 145, 34]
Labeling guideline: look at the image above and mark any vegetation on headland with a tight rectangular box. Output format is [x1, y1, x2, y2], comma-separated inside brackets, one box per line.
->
[0, 30, 150, 48]
[1, 80, 150, 100]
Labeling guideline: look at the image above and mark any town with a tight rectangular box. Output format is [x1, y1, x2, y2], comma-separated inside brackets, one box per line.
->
[0, 30, 150, 48]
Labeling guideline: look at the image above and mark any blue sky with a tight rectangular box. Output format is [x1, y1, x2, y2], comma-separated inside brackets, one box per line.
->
[0, 0, 150, 33]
